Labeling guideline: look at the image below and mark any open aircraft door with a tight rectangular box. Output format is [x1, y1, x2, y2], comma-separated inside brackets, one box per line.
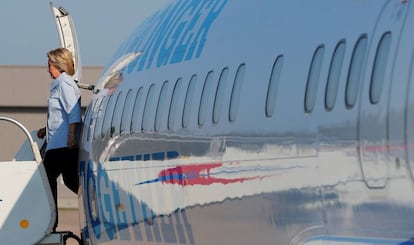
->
[50, 2, 86, 87]
[358, 2, 409, 188]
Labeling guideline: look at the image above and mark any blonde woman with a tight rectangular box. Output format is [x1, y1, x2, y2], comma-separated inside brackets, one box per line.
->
[37, 47, 81, 231]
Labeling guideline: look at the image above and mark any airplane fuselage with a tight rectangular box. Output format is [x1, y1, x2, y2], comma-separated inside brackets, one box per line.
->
[79, 1, 414, 244]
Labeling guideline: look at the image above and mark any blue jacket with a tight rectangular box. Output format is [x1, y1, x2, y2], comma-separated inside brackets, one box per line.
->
[46, 72, 81, 150]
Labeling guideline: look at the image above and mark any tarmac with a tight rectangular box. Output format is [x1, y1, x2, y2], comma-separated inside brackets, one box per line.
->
[57, 209, 81, 245]
[56, 179, 81, 245]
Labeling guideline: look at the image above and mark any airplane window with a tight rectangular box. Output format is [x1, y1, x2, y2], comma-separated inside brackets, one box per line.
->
[229, 64, 246, 122]
[305, 46, 325, 113]
[213, 67, 229, 124]
[102, 91, 120, 139]
[93, 96, 108, 140]
[120, 89, 136, 134]
[199, 71, 215, 126]
[110, 91, 126, 137]
[131, 87, 144, 133]
[92, 98, 104, 142]
[82, 100, 96, 144]
[346, 35, 367, 108]
[266, 56, 284, 117]
[85, 100, 97, 143]
[142, 84, 157, 132]
[155, 81, 169, 132]
[83, 102, 93, 127]
[325, 41, 346, 111]
[183, 75, 197, 128]
[370, 32, 391, 105]
[168, 78, 183, 130]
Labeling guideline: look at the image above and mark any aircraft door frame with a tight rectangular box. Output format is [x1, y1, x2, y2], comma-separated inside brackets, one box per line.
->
[404, 5, 414, 182]
[358, 2, 409, 189]
[406, 52, 414, 182]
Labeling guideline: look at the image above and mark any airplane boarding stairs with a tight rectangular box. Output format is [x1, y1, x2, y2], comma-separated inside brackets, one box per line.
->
[0, 117, 82, 245]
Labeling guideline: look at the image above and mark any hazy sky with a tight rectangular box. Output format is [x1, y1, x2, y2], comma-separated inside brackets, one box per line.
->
[0, 1, 169, 66]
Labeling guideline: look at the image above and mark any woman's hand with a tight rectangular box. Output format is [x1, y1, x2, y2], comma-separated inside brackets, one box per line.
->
[37, 127, 46, 139]
[67, 134, 77, 149]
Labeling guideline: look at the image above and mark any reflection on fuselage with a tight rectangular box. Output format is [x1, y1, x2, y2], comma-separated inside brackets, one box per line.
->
[79, 0, 414, 244]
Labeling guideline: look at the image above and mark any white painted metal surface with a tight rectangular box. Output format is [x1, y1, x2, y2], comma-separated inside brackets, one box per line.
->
[0, 161, 55, 244]
[50, 2, 82, 83]
[0, 117, 55, 244]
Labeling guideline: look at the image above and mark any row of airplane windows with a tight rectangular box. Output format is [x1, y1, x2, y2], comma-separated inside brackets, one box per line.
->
[305, 31, 391, 113]
[89, 31, 391, 140]
[89, 63, 246, 141]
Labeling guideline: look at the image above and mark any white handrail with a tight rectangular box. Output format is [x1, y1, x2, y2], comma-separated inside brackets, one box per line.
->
[0, 117, 42, 163]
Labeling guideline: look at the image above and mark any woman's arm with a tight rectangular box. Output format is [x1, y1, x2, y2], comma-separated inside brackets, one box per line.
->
[67, 122, 80, 149]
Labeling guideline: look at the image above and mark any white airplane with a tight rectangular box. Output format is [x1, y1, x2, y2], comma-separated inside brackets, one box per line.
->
[2, 0, 414, 244]
[76, 0, 414, 244]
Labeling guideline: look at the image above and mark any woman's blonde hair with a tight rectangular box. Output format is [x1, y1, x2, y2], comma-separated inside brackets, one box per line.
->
[47, 48, 75, 76]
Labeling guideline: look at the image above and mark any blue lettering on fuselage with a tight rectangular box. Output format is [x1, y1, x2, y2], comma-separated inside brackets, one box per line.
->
[80, 159, 195, 244]
[126, 0, 228, 73]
